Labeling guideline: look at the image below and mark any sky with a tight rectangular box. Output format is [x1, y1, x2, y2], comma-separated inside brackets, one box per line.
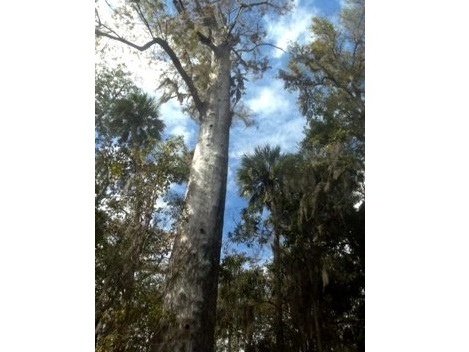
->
[96, 0, 343, 256]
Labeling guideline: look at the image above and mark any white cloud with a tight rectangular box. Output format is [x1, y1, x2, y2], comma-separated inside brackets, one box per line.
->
[265, 0, 318, 57]
[246, 80, 290, 116]
[169, 124, 192, 144]
[230, 115, 304, 158]
[234, 78, 304, 154]
[159, 100, 198, 147]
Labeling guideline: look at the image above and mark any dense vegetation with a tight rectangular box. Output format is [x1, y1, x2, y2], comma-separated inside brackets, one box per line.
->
[95, 65, 191, 351]
[95, 1, 365, 351]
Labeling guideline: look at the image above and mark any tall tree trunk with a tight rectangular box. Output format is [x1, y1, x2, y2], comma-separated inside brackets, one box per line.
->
[157, 46, 232, 352]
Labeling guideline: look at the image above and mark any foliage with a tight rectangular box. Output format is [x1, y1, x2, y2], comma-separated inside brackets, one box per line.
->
[280, 0, 364, 166]
[237, 145, 285, 209]
[95, 65, 166, 150]
[225, 1, 365, 351]
[216, 254, 274, 352]
[95, 65, 190, 352]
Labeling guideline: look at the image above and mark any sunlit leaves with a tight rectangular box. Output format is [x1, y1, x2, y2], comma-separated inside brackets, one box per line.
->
[280, 0, 364, 164]
[95, 64, 191, 351]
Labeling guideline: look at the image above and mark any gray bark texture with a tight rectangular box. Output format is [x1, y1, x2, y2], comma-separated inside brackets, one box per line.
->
[155, 46, 232, 352]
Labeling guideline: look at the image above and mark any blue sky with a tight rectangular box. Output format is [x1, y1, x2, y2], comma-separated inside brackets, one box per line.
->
[96, 0, 343, 256]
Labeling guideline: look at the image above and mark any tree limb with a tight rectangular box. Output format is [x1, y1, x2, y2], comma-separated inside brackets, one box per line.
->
[237, 42, 286, 54]
[196, 31, 218, 52]
[133, 2, 155, 39]
[240, 1, 283, 11]
[95, 29, 206, 118]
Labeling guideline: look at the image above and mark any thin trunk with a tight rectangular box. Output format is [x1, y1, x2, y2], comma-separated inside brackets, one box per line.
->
[313, 300, 323, 352]
[273, 229, 285, 352]
[270, 200, 284, 352]
[156, 45, 232, 352]
[227, 326, 232, 352]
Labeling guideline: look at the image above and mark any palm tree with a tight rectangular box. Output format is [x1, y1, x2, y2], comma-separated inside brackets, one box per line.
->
[95, 83, 169, 350]
[111, 92, 165, 150]
[237, 144, 287, 352]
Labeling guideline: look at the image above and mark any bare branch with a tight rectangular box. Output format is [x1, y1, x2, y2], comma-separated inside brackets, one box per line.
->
[96, 28, 157, 51]
[133, 2, 155, 39]
[95, 29, 206, 117]
[173, 0, 185, 14]
[227, 5, 243, 38]
[196, 31, 218, 52]
[231, 47, 265, 72]
[231, 47, 249, 67]
[238, 42, 286, 54]
[240, 1, 283, 10]
[104, 0, 119, 16]
[227, 1, 282, 38]
[95, 9, 102, 26]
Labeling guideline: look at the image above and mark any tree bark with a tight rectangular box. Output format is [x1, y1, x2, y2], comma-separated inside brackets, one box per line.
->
[273, 230, 285, 352]
[313, 300, 323, 352]
[270, 200, 285, 352]
[156, 45, 232, 352]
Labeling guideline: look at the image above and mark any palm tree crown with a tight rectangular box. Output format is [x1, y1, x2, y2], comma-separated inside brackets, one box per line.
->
[237, 144, 286, 211]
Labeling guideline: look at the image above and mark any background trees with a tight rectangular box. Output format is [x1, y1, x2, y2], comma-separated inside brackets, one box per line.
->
[225, 1, 365, 351]
[237, 145, 290, 352]
[95, 65, 190, 352]
[216, 254, 272, 352]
